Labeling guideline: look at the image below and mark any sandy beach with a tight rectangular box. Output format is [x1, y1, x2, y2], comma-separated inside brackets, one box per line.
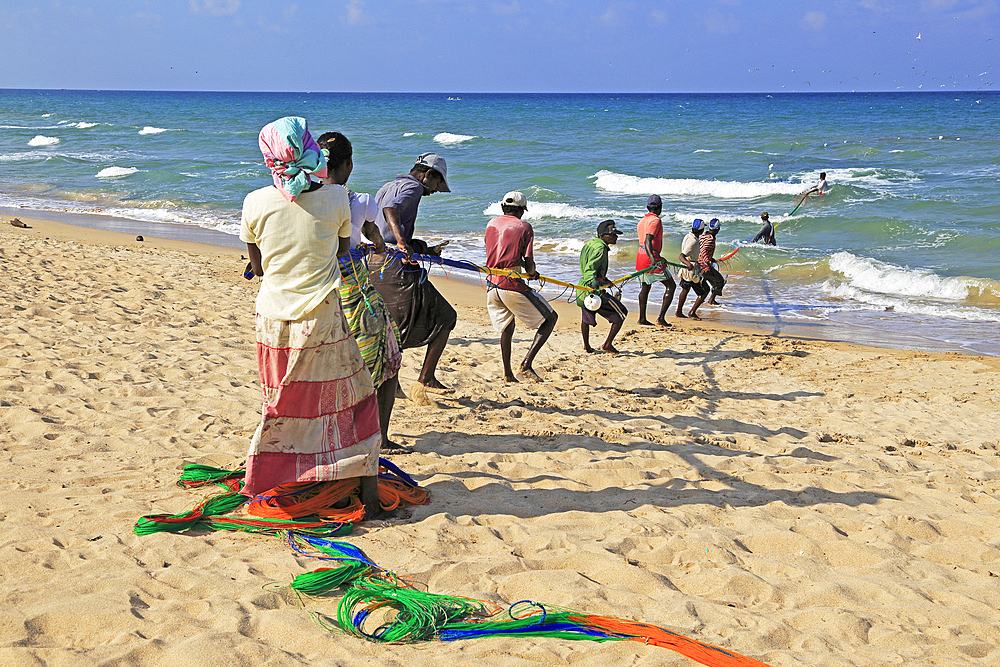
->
[2, 214, 999, 666]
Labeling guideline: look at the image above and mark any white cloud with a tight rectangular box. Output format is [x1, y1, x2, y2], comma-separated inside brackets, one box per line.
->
[133, 11, 162, 24]
[189, 0, 241, 17]
[599, 8, 620, 25]
[346, 0, 364, 25]
[704, 9, 739, 35]
[491, 1, 521, 15]
[803, 10, 827, 29]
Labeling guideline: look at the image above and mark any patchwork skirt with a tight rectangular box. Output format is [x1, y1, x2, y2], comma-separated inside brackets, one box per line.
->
[243, 295, 380, 497]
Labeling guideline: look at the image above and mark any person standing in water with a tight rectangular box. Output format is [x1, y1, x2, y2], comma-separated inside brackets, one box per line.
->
[803, 171, 829, 197]
[750, 211, 776, 245]
[635, 194, 675, 327]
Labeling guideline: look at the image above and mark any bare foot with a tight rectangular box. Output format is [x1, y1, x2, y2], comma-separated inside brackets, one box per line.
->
[708, 299, 719, 306]
[637, 318, 653, 326]
[656, 318, 671, 328]
[519, 367, 542, 382]
[584, 345, 597, 354]
[381, 440, 413, 454]
[504, 374, 519, 383]
[601, 345, 620, 354]
[688, 312, 701, 321]
[421, 378, 453, 393]
[675, 312, 687, 319]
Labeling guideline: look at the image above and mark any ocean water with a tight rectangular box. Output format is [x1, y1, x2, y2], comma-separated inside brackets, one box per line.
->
[2, 89, 998, 355]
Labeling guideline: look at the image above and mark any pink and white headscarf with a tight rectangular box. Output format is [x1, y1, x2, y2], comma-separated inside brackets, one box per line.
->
[258, 116, 328, 202]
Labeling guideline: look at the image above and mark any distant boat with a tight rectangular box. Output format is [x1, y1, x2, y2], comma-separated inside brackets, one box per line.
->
[447, 96, 463, 101]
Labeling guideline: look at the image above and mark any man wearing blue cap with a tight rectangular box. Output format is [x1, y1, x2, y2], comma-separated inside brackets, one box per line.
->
[635, 194, 675, 327]
[699, 218, 726, 306]
[675, 219, 708, 319]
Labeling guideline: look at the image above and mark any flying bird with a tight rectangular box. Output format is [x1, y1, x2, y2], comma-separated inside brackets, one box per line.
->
[916, 32, 922, 41]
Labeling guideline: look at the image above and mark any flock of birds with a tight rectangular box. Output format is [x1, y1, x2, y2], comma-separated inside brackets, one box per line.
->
[740, 32, 994, 92]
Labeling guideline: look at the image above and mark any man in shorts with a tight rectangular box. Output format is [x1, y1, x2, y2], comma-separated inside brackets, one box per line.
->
[675, 219, 709, 320]
[484, 191, 558, 382]
[577, 220, 628, 353]
[699, 218, 726, 306]
[635, 194, 675, 327]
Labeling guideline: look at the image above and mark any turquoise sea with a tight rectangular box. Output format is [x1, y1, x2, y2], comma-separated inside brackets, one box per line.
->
[2, 89, 998, 355]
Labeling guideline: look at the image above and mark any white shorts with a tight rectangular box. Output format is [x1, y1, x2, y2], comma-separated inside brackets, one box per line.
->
[486, 288, 554, 334]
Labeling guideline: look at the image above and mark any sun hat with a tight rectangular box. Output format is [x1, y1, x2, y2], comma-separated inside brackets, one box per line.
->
[692, 219, 704, 231]
[646, 194, 662, 208]
[415, 152, 450, 192]
[708, 218, 721, 231]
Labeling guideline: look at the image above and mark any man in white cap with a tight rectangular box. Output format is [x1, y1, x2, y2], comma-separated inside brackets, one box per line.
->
[484, 191, 558, 382]
[368, 152, 456, 391]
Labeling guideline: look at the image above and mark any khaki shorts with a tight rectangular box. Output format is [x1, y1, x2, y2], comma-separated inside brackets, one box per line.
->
[486, 288, 554, 333]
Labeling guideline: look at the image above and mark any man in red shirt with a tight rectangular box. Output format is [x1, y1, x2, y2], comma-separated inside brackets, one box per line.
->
[484, 191, 558, 382]
[635, 195, 675, 326]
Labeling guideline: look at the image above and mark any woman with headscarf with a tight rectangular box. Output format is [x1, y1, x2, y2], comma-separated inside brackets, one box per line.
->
[240, 116, 380, 517]
[317, 131, 404, 451]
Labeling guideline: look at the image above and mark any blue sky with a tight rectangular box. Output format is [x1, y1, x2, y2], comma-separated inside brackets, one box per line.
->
[1, 0, 996, 92]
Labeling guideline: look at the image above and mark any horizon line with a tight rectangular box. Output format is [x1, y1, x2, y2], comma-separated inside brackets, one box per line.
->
[2, 87, 997, 96]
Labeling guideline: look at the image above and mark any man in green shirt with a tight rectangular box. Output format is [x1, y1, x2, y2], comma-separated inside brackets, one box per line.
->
[577, 220, 628, 353]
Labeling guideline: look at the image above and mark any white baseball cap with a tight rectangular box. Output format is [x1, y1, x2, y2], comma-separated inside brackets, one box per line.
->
[502, 191, 528, 210]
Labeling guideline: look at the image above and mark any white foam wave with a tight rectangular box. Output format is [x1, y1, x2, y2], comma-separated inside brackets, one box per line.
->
[793, 167, 920, 190]
[75, 122, 98, 129]
[543, 238, 631, 256]
[402, 132, 418, 137]
[822, 283, 1000, 322]
[693, 149, 713, 153]
[592, 170, 802, 199]
[138, 126, 168, 135]
[827, 252, 985, 302]
[482, 201, 628, 221]
[96, 166, 140, 179]
[28, 135, 59, 147]
[433, 132, 476, 146]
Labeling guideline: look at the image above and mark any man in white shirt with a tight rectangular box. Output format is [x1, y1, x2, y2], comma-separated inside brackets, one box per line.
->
[804, 172, 829, 196]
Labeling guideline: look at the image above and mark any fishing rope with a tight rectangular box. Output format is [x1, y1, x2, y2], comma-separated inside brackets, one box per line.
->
[271, 535, 768, 665]
[786, 194, 807, 218]
[137, 466, 767, 664]
[133, 458, 429, 537]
